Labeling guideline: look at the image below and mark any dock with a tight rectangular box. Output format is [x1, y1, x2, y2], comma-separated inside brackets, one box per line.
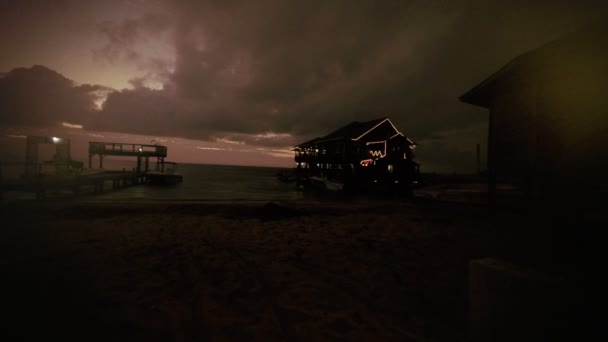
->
[1, 167, 142, 200]
[1, 138, 177, 201]
[88, 141, 167, 173]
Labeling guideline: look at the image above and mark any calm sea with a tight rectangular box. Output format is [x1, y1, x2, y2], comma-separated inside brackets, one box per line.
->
[94, 163, 304, 202]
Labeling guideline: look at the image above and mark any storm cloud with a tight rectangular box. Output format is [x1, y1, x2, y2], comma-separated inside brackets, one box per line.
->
[0, 65, 107, 127]
[97, 1, 607, 141]
[1, 0, 606, 170]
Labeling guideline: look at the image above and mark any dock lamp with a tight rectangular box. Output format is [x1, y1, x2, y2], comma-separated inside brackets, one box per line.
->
[49, 136, 72, 173]
[136, 147, 143, 175]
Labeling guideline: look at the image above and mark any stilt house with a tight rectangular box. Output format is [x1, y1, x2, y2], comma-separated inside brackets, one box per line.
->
[294, 117, 417, 188]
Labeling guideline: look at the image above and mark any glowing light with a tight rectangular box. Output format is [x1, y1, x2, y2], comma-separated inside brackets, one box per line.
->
[360, 159, 374, 167]
[61, 122, 83, 129]
[138, 147, 143, 152]
[52, 137, 61, 143]
[93, 95, 108, 110]
[366, 140, 387, 159]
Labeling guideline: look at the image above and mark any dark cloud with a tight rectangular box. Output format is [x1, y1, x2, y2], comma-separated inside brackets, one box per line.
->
[93, 12, 174, 73]
[89, 85, 178, 136]
[166, 1, 448, 136]
[2, 1, 607, 170]
[91, 0, 606, 141]
[0, 65, 107, 127]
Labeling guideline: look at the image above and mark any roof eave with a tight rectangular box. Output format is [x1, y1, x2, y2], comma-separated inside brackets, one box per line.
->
[352, 117, 402, 141]
[459, 92, 491, 108]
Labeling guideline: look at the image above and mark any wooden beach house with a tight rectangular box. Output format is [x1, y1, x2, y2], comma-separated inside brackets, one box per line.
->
[293, 117, 418, 193]
[460, 22, 608, 199]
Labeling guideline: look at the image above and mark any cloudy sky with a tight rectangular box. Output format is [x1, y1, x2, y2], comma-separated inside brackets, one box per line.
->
[0, 0, 605, 171]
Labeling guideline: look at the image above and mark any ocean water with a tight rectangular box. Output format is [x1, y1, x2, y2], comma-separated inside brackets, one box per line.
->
[94, 163, 304, 202]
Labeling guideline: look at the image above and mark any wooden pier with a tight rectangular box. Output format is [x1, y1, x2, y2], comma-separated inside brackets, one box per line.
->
[0, 167, 144, 200]
[88, 141, 167, 174]
[1, 140, 176, 201]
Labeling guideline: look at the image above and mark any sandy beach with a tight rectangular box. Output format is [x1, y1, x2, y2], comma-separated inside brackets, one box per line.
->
[2, 197, 597, 341]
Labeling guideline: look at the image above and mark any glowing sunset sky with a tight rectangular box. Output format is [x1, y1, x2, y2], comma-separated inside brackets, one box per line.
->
[1, 1, 605, 170]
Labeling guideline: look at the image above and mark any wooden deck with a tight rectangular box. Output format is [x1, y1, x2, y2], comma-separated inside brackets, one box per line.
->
[1, 140, 177, 200]
[88, 141, 167, 171]
[0, 171, 144, 200]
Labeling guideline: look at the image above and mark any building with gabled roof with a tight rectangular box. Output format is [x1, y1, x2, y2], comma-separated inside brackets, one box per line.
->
[460, 21, 608, 199]
[293, 117, 417, 192]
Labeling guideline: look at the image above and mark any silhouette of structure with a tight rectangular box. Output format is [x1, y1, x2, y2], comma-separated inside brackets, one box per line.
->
[24, 135, 73, 177]
[89, 141, 182, 185]
[293, 117, 418, 193]
[88, 141, 167, 174]
[460, 22, 608, 200]
[1, 139, 180, 200]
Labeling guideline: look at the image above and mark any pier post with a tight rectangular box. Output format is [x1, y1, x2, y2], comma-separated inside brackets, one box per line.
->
[25, 137, 40, 178]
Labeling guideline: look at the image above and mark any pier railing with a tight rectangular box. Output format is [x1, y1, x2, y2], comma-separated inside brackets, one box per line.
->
[88, 141, 168, 172]
[89, 142, 167, 158]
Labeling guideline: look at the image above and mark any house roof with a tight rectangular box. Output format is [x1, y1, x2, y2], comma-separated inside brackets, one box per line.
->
[460, 20, 608, 108]
[459, 53, 533, 108]
[294, 136, 322, 149]
[296, 117, 414, 148]
[321, 117, 388, 142]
